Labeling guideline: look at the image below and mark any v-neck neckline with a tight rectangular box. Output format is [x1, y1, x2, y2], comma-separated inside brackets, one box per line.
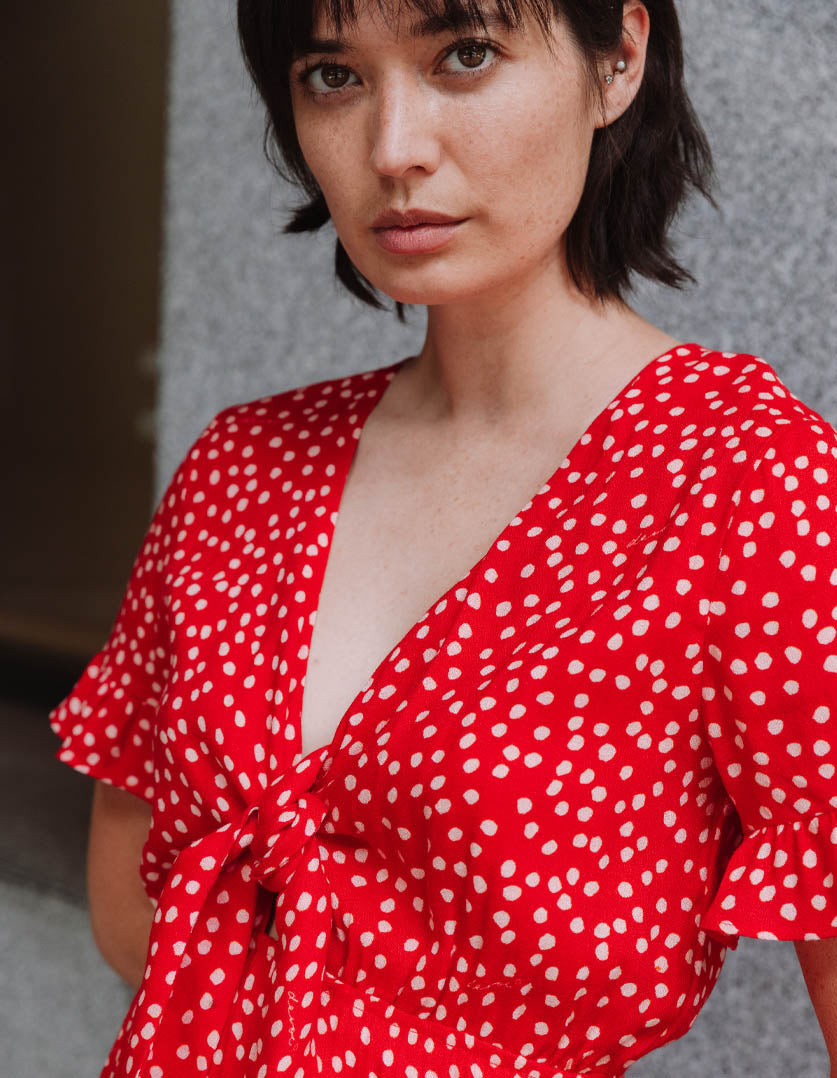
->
[293, 341, 704, 773]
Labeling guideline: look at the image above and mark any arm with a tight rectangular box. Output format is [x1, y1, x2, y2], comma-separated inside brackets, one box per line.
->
[794, 938, 837, 1075]
[87, 780, 156, 992]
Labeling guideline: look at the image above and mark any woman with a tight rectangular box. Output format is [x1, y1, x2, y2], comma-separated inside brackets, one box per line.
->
[49, 0, 837, 1075]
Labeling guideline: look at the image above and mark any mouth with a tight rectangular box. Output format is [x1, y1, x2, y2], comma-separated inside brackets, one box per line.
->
[377, 219, 466, 230]
[372, 219, 467, 254]
[371, 207, 468, 229]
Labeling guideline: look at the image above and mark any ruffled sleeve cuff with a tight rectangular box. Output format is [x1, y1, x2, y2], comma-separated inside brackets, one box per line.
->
[701, 810, 837, 949]
[48, 649, 156, 805]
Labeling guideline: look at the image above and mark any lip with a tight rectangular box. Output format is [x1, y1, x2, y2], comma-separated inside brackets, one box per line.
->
[371, 207, 466, 229]
[373, 220, 466, 255]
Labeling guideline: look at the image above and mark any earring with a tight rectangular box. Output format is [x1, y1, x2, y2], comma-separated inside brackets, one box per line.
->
[605, 58, 627, 84]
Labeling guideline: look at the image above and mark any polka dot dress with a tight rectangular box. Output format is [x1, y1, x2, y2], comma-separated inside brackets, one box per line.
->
[49, 343, 837, 1077]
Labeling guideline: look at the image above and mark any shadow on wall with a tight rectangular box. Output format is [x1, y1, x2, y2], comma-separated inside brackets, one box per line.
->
[0, 6, 169, 1077]
[0, 2, 168, 668]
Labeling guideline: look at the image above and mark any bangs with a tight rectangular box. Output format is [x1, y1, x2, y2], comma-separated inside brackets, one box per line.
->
[287, 0, 560, 56]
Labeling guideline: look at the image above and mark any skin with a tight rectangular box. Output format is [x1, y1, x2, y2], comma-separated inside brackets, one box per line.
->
[88, 782, 154, 992]
[794, 937, 837, 1074]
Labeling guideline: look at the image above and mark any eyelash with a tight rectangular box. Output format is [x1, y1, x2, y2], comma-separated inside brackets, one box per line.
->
[295, 37, 501, 101]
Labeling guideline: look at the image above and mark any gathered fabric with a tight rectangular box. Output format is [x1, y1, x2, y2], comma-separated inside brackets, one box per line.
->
[124, 749, 331, 1076]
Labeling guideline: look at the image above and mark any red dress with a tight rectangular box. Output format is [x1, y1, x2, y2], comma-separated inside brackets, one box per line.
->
[50, 343, 837, 1077]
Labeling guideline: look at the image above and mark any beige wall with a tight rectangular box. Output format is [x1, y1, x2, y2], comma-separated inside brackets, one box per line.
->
[0, 5, 169, 660]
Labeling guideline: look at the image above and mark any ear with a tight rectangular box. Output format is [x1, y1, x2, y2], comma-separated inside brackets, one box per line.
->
[595, 0, 651, 130]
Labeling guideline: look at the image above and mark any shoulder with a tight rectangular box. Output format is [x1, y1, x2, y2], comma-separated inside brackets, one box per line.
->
[677, 346, 837, 477]
[689, 351, 837, 593]
[211, 363, 395, 432]
[171, 363, 396, 486]
[684, 347, 833, 431]
[145, 362, 398, 566]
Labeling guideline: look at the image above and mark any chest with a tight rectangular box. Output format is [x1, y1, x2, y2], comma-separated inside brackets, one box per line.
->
[296, 429, 574, 758]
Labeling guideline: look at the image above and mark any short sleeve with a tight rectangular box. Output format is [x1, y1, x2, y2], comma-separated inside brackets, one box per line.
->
[47, 422, 211, 805]
[699, 411, 837, 945]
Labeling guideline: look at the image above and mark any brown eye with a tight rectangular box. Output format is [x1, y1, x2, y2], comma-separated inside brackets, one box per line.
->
[456, 43, 488, 69]
[317, 64, 352, 90]
[298, 61, 360, 96]
[440, 39, 499, 77]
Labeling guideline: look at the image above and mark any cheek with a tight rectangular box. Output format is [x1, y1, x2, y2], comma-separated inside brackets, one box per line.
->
[469, 86, 595, 235]
[294, 114, 356, 206]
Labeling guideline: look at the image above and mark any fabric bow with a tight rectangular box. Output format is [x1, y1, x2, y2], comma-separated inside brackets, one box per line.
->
[109, 747, 333, 1078]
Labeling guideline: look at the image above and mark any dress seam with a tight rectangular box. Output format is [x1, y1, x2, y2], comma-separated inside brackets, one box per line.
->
[735, 805, 837, 840]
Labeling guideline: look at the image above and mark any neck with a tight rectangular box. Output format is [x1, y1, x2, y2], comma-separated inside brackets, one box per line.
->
[391, 270, 679, 433]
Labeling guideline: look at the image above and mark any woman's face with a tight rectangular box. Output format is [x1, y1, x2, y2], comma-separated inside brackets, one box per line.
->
[288, 1, 602, 306]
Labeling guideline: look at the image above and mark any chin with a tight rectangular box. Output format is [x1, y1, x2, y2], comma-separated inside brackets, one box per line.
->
[376, 282, 459, 306]
[339, 233, 488, 306]
[366, 263, 494, 308]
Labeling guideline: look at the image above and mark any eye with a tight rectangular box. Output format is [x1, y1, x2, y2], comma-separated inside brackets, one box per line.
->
[300, 62, 360, 96]
[296, 36, 501, 100]
[439, 38, 499, 77]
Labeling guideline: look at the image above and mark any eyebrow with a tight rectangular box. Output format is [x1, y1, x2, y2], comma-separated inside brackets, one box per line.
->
[292, 11, 518, 59]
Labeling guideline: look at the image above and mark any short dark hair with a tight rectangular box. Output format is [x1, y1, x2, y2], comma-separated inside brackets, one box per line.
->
[237, 0, 715, 323]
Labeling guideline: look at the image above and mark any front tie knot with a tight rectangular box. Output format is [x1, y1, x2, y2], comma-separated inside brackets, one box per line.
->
[121, 747, 334, 1078]
[237, 784, 329, 890]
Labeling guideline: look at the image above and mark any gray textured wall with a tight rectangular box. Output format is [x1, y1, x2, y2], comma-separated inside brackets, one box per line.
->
[155, 4, 836, 1074]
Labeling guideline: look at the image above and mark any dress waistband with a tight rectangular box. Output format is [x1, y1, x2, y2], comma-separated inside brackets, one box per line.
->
[298, 970, 619, 1078]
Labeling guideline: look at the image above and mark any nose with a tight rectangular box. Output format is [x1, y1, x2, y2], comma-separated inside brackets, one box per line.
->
[368, 76, 442, 178]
